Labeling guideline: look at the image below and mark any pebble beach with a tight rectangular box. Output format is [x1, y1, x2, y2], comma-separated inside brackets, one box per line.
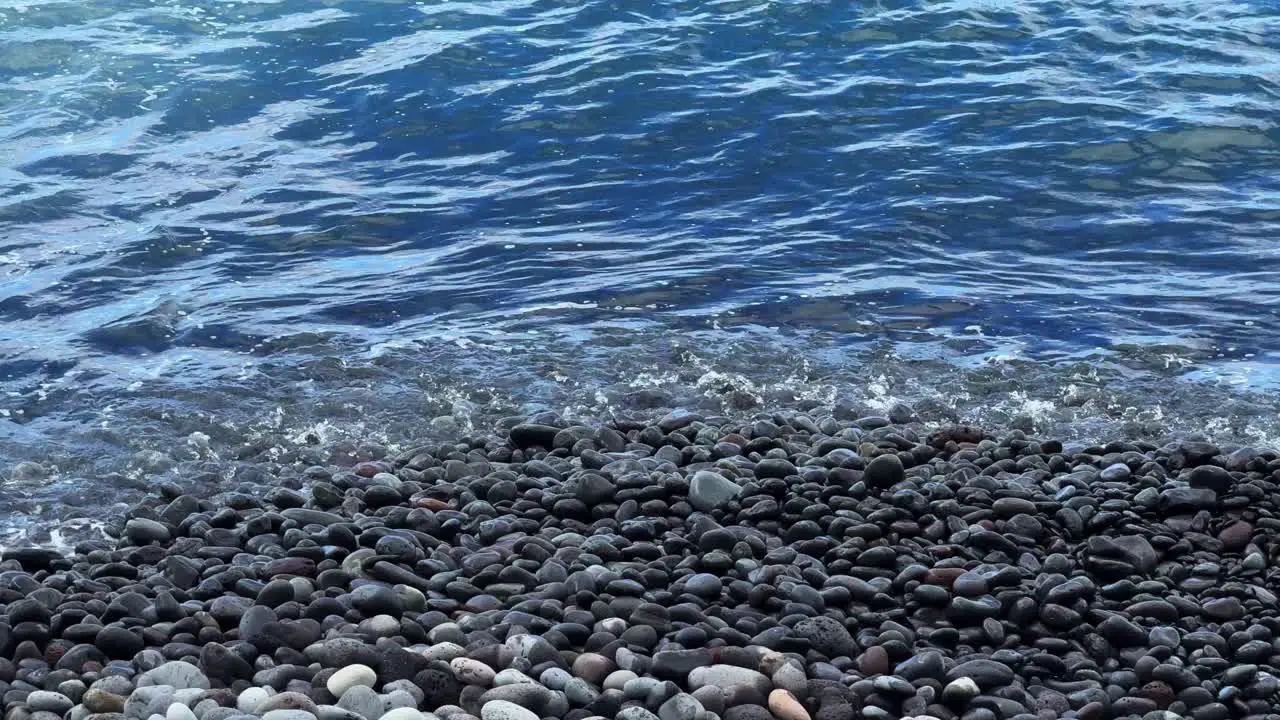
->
[4, 2, 1280, 720]
[1, 411, 1278, 720]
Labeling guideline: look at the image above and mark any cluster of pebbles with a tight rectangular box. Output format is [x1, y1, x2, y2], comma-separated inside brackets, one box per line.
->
[3, 410, 1280, 720]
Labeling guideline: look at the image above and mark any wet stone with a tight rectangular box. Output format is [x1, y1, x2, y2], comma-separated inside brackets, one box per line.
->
[0, 416, 1275, 720]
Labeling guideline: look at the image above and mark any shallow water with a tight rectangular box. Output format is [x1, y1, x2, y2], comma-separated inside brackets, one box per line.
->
[2, 0, 1280, 540]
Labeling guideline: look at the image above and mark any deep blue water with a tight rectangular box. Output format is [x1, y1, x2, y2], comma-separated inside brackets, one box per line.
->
[2, 0, 1280, 539]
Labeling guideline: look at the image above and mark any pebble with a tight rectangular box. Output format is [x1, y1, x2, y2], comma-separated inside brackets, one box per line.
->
[570, 653, 614, 685]
[479, 701, 537, 720]
[688, 471, 742, 511]
[604, 671, 637, 692]
[687, 666, 771, 696]
[942, 677, 980, 705]
[767, 690, 809, 720]
[83, 690, 127, 714]
[262, 712, 318, 720]
[379, 711, 432, 720]
[27, 692, 75, 714]
[166, 705, 198, 720]
[451, 660, 496, 687]
[0, 415, 1273, 720]
[658, 694, 702, 720]
[238, 688, 272, 714]
[138, 663, 211, 691]
[328, 665, 378, 698]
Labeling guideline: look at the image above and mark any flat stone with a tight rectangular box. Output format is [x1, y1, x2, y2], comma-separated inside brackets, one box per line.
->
[262, 712, 318, 720]
[27, 692, 75, 714]
[137, 662, 211, 690]
[945, 660, 1013, 690]
[379, 711, 431, 720]
[688, 666, 771, 696]
[124, 518, 171, 545]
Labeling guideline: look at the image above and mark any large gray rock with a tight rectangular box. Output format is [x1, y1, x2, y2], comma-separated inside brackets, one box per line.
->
[137, 662, 210, 691]
[689, 471, 741, 511]
[335, 686, 383, 720]
[793, 616, 856, 659]
[27, 692, 74, 714]
[863, 453, 905, 488]
[687, 666, 771, 696]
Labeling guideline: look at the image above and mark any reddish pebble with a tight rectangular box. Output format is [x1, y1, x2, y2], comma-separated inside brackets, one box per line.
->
[1218, 520, 1253, 552]
[1142, 681, 1175, 709]
[44, 644, 66, 665]
[1078, 701, 1105, 720]
[923, 567, 966, 587]
[414, 498, 450, 511]
[891, 520, 919, 536]
[354, 461, 389, 478]
[263, 557, 316, 577]
[857, 646, 890, 676]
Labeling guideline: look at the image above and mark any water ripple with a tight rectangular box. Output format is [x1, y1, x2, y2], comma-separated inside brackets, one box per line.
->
[1, 0, 1280, 503]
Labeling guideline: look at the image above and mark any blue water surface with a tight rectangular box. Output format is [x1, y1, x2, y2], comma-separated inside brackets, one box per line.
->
[2, 0, 1280, 534]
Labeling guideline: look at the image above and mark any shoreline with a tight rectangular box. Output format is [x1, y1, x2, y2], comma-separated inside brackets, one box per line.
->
[0, 412, 1278, 720]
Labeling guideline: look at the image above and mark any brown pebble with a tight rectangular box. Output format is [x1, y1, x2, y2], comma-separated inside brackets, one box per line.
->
[768, 689, 811, 720]
[923, 568, 966, 587]
[1142, 680, 1175, 709]
[1078, 701, 1105, 720]
[1217, 520, 1253, 552]
[857, 646, 890, 676]
[891, 521, 919, 536]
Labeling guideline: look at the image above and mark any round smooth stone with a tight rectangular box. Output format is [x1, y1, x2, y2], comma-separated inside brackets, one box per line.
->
[480, 700, 538, 720]
[327, 665, 378, 698]
[451, 659, 496, 686]
[767, 690, 810, 720]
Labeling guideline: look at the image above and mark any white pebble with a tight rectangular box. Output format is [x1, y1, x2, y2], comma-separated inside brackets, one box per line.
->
[604, 671, 637, 692]
[480, 700, 538, 720]
[492, 669, 536, 686]
[166, 704, 198, 720]
[379, 710, 429, 720]
[423, 642, 468, 663]
[263, 711, 319, 720]
[238, 687, 273, 714]
[450, 658, 496, 686]
[327, 665, 378, 698]
[173, 689, 205, 707]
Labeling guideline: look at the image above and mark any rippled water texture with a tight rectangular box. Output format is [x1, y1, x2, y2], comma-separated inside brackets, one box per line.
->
[2, 0, 1280, 534]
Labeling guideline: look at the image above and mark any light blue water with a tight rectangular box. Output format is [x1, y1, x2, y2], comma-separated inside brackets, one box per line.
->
[2, 0, 1280, 537]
